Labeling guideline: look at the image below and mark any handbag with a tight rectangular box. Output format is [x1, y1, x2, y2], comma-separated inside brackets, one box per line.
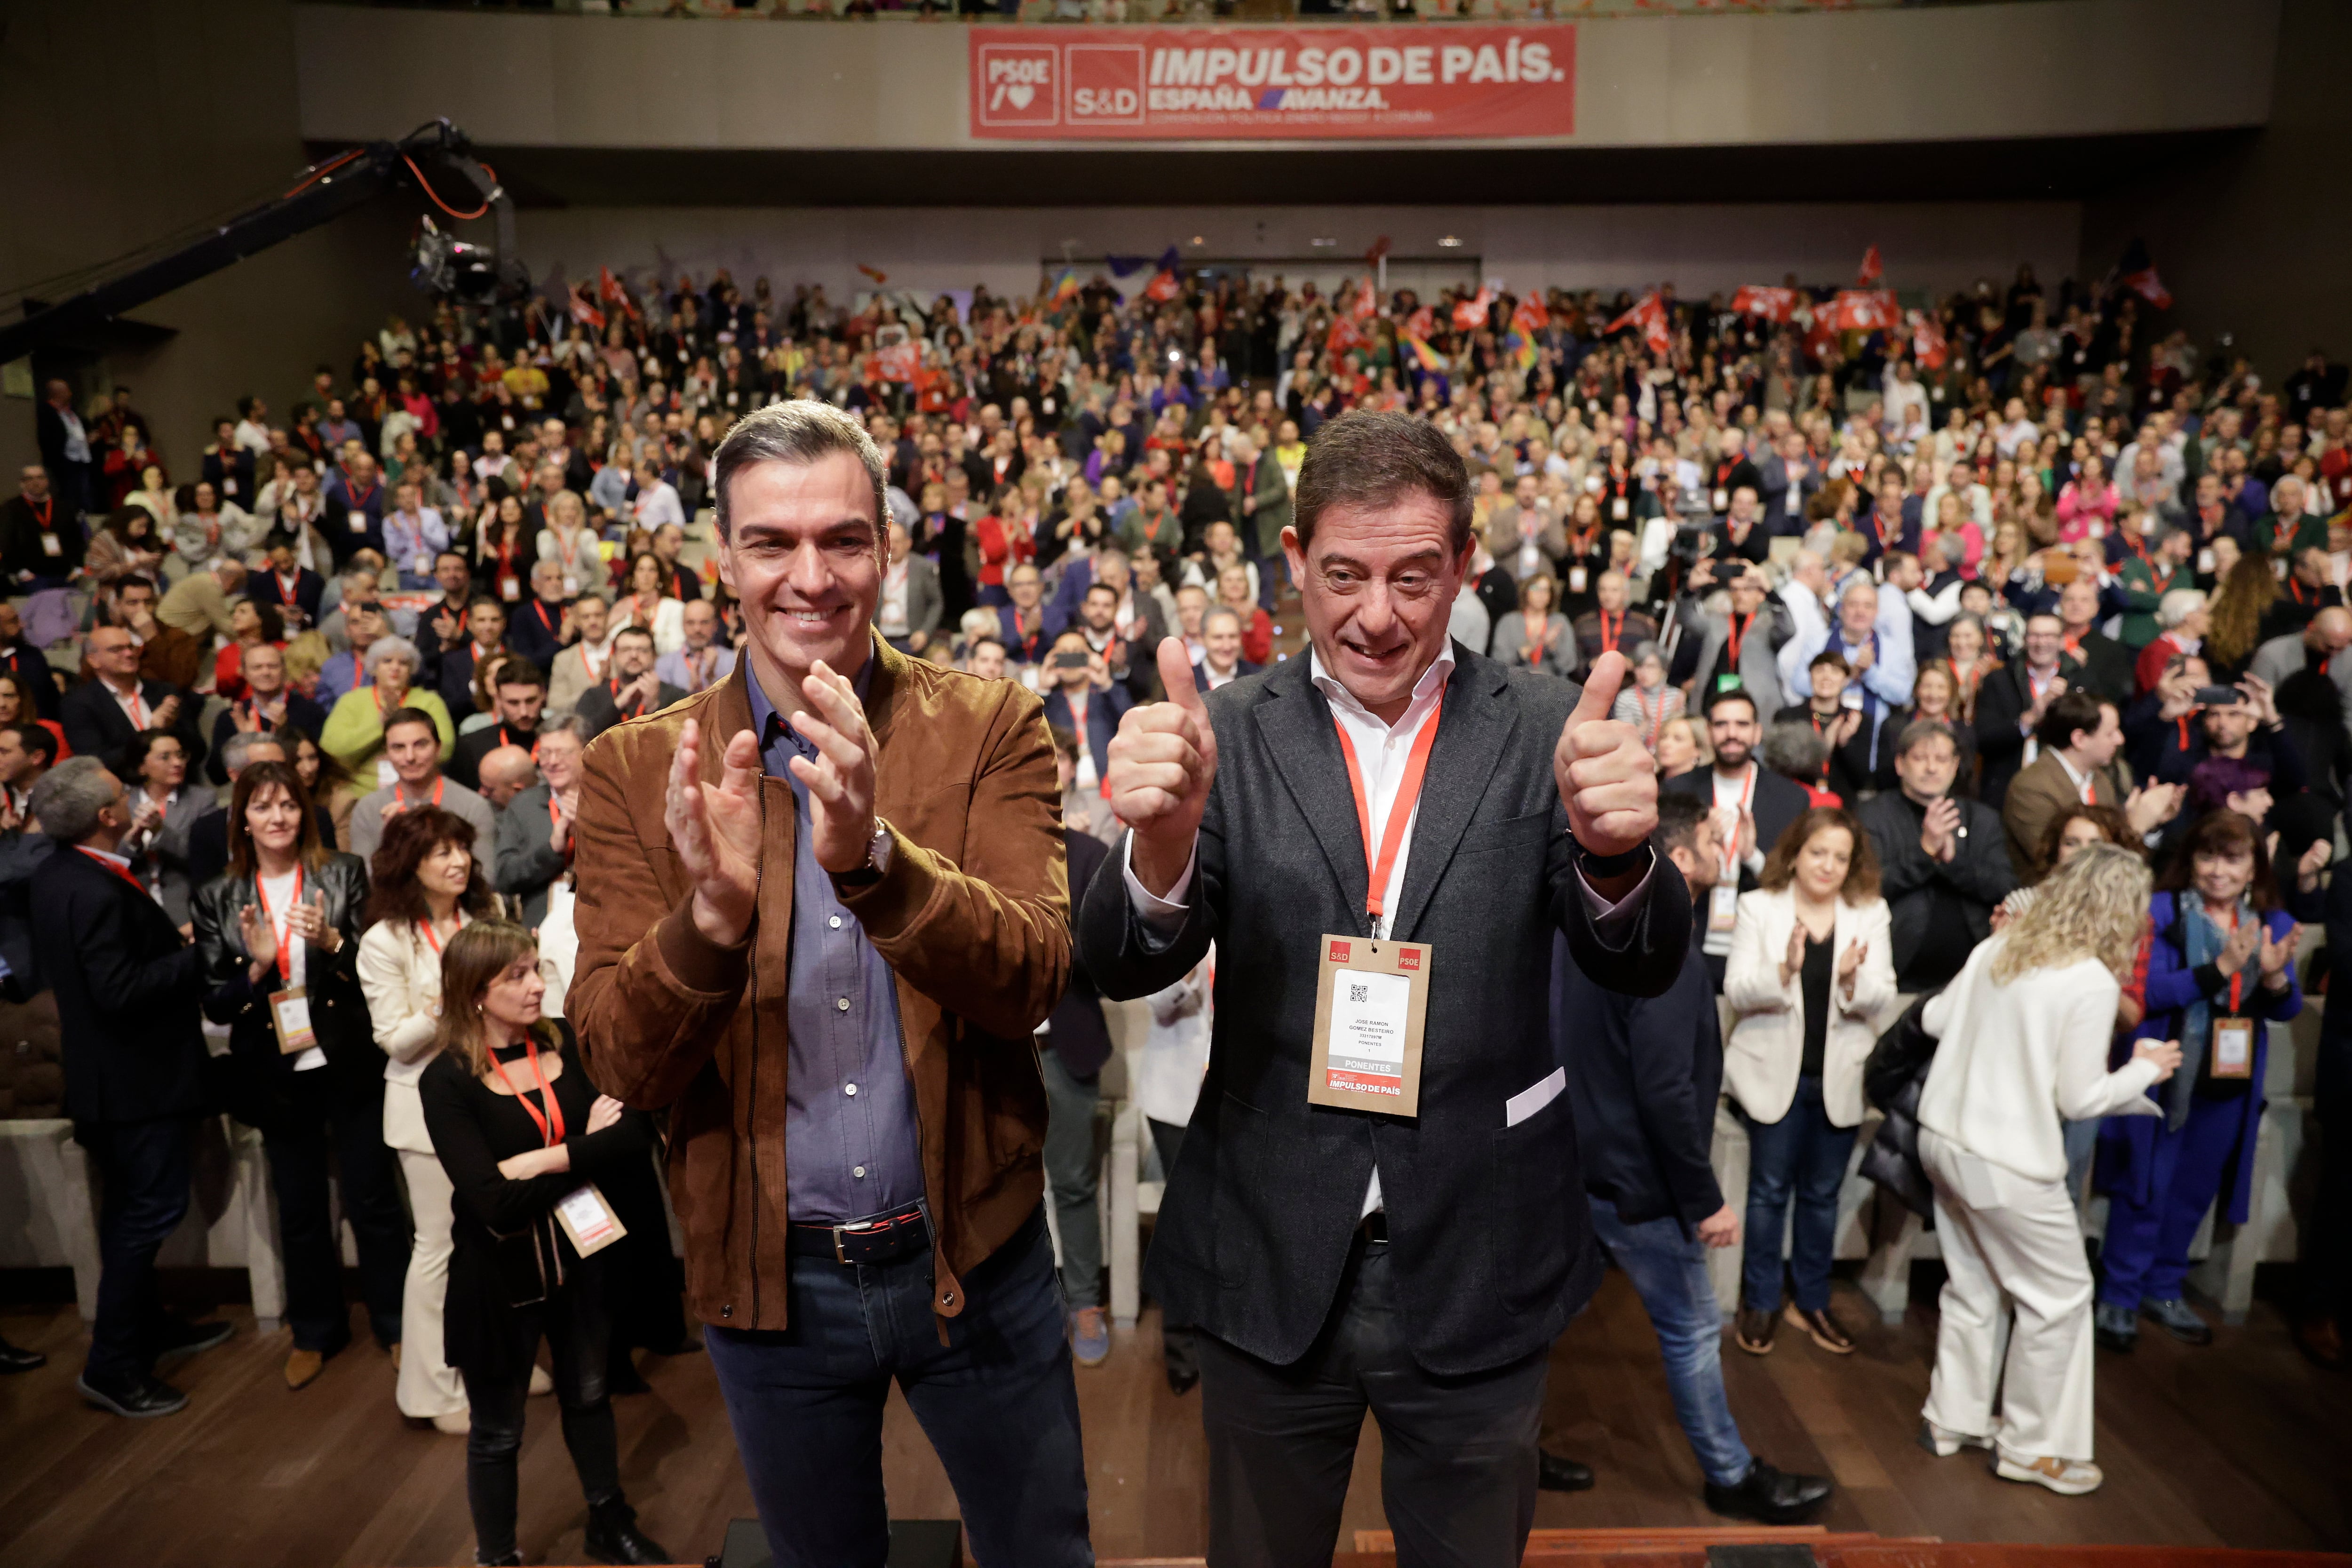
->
[1858, 989, 1943, 1219]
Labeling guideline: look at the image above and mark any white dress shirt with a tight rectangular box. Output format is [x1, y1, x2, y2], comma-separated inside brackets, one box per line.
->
[1121, 642, 1651, 1218]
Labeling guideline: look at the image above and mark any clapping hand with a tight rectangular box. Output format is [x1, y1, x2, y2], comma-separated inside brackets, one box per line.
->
[1832, 707, 1864, 748]
[2258, 920, 2300, 987]
[665, 716, 763, 947]
[1837, 937, 1867, 998]
[238, 902, 278, 983]
[2216, 916, 2262, 976]
[2297, 837, 2331, 893]
[1782, 920, 1808, 985]
[1920, 796, 1960, 862]
[786, 661, 881, 876]
[2125, 780, 2185, 837]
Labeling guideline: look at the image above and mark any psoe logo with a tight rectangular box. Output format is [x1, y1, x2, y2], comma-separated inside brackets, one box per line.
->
[1067, 43, 1145, 125]
[977, 44, 1058, 125]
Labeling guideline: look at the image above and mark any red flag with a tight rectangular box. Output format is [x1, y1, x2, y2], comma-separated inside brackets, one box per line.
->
[2124, 266, 2173, 310]
[1828, 289, 1899, 333]
[1452, 285, 1496, 332]
[857, 263, 889, 286]
[1348, 277, 1379, 322]
[1856, 245, 1883, 287]
[1365, 235, 1392, 265]
[598, 266, 638, 319]
[1731, 285, 1796, 324]
[1404, 305, 1436, 341]
[1144, 269, 1181, 303]
[1909, 310, 1948, 369]
[1605, 292, 1671, 354]
[1511, 293, 1549, 338]
[568, 282, 604, 332]
[1326, 313, 1367, 358]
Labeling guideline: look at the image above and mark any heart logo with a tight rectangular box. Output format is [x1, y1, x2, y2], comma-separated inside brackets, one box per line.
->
[1006, 82, 1035, 109]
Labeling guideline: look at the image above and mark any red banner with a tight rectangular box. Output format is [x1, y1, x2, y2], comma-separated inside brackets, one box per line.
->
[1828, 289, 1899, 332]
[969, 24, 1575, 141]
[1731, 285, 1796, 324]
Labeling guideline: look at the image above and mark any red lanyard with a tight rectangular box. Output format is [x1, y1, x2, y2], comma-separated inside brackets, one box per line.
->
[382, 777, 444, 819]
[492, 1036, 567, 1148]
[417, 911, 466, 955]
[1726, 610, 1755, 664]
[2289, 578, 2314, 606]
[2215, 905, 2243, 1012]
[28, 497, 52, 531]
[1597, 610, 1622, 653]
[254, 867, 303, 987]
[75, 847, 149, 898]
[1716, 765, 1757, 868]
[1633, 687, 1669, 750]
[1331, 706, 1443, 926]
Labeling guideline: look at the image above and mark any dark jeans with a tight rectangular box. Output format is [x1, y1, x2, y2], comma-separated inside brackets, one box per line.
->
[1197, 1233, 1549, 1568]
[707, 1203, 1091, 1568]
[1739, 1075, 1857, 1314]
[78, 1115, 194, 1382]
[1146, 1116, 1196, 1381]
[1041, 1047, 1103, 1310]
[262, 1068, 410, 1351]
[1587, 1196, 1753, 1488]
[2305, 1085, 2352, 1321]
[457, 1278, 621, 1563]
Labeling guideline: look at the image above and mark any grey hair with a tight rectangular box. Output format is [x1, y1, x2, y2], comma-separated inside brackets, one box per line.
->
[2157, 588, 2208, 629]
[29, 756, 119, 844]
[711, 399, 887, 545]
[365, 635, 422, 676]
[1760, 719, 1828, 781]
[1201, 605, 1244, 633]
[537, 715, 588, 744]
[218, 729, 287, 779]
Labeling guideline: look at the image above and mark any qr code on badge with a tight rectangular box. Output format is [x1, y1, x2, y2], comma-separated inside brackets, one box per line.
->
[1349, 983, 1368, 1003]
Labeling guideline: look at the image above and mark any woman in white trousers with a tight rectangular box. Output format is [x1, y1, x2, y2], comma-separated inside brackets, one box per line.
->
[1915, 843, 2181, 1495]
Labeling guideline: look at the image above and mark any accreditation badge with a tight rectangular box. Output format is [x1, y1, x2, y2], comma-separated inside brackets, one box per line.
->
[270, 987, 317, 1055]
[2211, 1017, 2254, 1079]
[1708, 882, 1740, 935]
[554, 1183, 628, 1258]
[1307, 934, 1430, 1117]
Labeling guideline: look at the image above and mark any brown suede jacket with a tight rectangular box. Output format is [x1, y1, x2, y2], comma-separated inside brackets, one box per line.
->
[570, 633, 1069, 1332]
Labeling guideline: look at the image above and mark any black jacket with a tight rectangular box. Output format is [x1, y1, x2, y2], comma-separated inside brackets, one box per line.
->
[1043, 827, 1112, 1077]
[32, 843, 208, 1125]
[1077, 646, 1692, 1375]
[1556, 930, 1724, 1233]
[1853, 791, 2016, 989]
[191, 853, 373, 1129]
[577, 677, 688, 740]
[205, 693, 326, 786]
[1973, 659, 2085, 809]
[60, 675, 206, 774]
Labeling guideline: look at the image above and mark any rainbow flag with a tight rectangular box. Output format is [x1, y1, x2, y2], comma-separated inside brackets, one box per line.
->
[1403, 334, 1445, 373]
[1504, 331, 1537, 372]
[1051, 268, 1080, 304]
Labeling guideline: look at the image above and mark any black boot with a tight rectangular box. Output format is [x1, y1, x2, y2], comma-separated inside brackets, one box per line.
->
[1705, 1458, 1833, 1524]
[1537, 1450, 1595, 1492]
[583, 1499, 670, 1566]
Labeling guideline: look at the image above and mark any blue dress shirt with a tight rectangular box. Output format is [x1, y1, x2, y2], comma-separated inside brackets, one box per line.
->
[746, 659, 923, 1225]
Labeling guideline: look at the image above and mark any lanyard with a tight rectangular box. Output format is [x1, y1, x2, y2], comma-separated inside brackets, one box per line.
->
[1633, 687, 1669, 751]
[116, 684, 149, 729]
[1597, 610, 1622, 653]
[492, 1036, 567, 1148]
[2214, 904, 2243, 1012]
[417, 910, 467, 955]
[383, 777, 445, 819]
[28, 497, 52, 531]
[1716, 765, 1757, 868]
[1331, 705, 1443, 930]
[255, 867, 304, 987]
[1725, 610, 1756, 665]
[75, 847, 149, 898]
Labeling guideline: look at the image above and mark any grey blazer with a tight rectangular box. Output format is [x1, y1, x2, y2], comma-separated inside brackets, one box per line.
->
[1488, 610, 1576, 678]
[1677, 593, 1791, 705]
[495, 781, 568, 928]
[1077, 645, 1692, 1376]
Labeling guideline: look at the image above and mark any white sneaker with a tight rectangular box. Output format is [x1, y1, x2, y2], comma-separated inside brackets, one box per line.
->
[1918, 1418, 1991, 1458]
[1995, 1450, 2104, 1495]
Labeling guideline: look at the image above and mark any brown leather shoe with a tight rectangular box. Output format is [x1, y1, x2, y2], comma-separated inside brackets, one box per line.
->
[1734, 1306, 1777, 1355]
[285, 1349, 325, 1390]
[2294, 1315, 2344, 1371]
[1785, 1303, 1856, 1354]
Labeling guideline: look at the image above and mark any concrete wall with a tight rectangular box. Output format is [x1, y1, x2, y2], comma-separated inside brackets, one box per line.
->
[0, 0, 425, 484]
[513, 199, 2080, 309]
[293, 0, 2274, 152]
[2079, 0, 2352, 390]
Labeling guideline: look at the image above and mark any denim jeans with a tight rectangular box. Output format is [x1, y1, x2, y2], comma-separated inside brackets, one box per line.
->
[707, 1204, 1091, 1568]
[1588, 1196, 1754, 1488]
[1739, 1075, 1857, 1313]
[1040, 1047, 1103, 1310]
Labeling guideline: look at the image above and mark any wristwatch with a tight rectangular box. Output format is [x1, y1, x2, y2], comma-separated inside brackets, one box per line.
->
[835, 818, 893, 889]
[1572, 836, 1652, 881]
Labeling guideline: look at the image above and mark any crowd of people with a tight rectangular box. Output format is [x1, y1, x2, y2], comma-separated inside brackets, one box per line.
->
[5, 253, 2348, 1561]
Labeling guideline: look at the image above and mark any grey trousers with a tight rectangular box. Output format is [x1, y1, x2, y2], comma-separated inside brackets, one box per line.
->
[1039, 1044, 1103, 1310]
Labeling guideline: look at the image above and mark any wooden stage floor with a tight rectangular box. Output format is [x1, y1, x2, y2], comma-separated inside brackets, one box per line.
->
[0, 1267, 2344, 1567]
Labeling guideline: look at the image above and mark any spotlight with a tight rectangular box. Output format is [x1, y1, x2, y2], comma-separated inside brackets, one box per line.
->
[1438, 236, 1464, 248]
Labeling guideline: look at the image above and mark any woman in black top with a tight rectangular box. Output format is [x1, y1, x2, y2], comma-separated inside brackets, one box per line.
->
[418, 921, 668, 1568]
[192, 761, 406, 1392]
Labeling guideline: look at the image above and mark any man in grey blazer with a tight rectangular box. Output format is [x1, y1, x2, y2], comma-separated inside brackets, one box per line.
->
[493, 718, 584, 928]
[1079, 411, 1691, 1568]
[876, 519, 944, 655]
[1675, 557, 1791, 703]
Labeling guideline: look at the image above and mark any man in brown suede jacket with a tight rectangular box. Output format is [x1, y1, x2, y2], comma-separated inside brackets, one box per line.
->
[570, 401, 1087, 1568]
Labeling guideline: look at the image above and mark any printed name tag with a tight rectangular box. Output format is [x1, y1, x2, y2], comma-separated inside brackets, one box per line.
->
[40, 533, 60, 557]
[1611, 497, 1630, 521]
[1713, 487, 1731, 512]
[348, 509, 367, 534]
[270, 987, 317, 1055]
[1309, 934, 1430, 1116]
[2212, 1017, 2254, 1079]
[1567, 565, 1588, 594]
[554, 1183, 627, 1257]
[1708, 881, 1740, 934]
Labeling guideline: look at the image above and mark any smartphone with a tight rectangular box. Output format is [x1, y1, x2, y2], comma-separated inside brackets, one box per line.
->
[2193, 685, 2242, 708]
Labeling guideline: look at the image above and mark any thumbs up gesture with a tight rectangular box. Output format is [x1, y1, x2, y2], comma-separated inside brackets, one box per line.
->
[1554, 650, 1658, 866]
[1108, 637, 1220, 900]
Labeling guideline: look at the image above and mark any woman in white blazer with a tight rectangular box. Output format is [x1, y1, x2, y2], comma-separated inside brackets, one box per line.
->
[356, 804, 502, 1433]
[1915, 844, 2179, 1496]
[1723, 806, 1896, 1358]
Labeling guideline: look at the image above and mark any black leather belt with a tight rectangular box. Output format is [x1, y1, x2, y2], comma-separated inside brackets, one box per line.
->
[788, 1202, 932, 1266]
